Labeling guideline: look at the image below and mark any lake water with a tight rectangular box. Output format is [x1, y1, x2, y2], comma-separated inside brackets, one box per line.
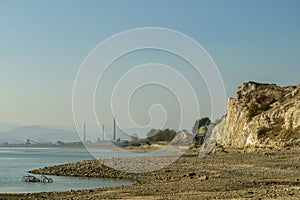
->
[0, 147, 146, 193]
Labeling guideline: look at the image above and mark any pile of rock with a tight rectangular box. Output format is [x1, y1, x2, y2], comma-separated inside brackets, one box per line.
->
[22, 175, 53, 183]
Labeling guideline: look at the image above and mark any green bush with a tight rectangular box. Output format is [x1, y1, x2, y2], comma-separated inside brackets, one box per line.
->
[247, 102, 271, 120]
[192, 117, 211, 133]
[146, 129, 176, 142]
[260, 102, 271, 111]
[247, 103, 260, 120]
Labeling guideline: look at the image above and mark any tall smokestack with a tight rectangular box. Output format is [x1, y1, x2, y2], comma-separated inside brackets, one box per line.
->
[113, 117, 116, 141]
[83, 123, 86, 144]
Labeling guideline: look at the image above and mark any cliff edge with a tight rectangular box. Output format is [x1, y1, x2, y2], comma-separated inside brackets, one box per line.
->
[217, 82, 300, 148]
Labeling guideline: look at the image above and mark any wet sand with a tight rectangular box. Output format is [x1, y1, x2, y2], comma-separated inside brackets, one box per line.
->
[1, 147, 300, 199]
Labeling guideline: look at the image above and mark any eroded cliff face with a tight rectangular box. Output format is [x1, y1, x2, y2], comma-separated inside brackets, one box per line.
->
[217, 82, 300, 148]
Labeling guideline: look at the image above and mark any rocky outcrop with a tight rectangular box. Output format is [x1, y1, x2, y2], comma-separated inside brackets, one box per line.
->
[170, 130, 194, 146]
[217, 82, 300, 148]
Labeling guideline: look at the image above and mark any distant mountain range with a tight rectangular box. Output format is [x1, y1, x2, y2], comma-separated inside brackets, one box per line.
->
[0, 123, 21, 133]
[0, 125, 80, 144]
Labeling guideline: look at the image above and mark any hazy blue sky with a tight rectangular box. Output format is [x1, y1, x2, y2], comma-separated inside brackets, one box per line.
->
[0, 0, 299, 132]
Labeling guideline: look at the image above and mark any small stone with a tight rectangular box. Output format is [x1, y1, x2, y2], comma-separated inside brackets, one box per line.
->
[199, 175, 208, 181]
[188, 172, 196, 177]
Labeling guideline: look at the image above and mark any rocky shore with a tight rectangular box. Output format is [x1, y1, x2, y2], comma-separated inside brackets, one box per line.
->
[1, 147, 300, 199]
[1, 82, 299, 199]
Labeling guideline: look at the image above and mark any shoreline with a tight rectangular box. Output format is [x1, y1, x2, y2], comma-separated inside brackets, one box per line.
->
[0, 143, 170, 152]
[1, 147, 300, 199]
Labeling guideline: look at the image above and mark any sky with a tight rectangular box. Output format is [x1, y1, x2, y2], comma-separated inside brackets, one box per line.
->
[0, 0, 299, 135]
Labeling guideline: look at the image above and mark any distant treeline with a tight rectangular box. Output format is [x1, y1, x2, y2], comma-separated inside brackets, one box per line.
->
[130, 129, 177, 146]
[129, 117, 211, 146]
[146, 129, 177, 142]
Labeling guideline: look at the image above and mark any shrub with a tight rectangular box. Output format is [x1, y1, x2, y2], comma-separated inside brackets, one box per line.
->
[146, 129, 177, 142]
[247, 103, 260, 120]
[260, 102, 271, 111]
[192, 117, 211, 133]
[247, 102, 271, 120]
[131, 133, 141, 146]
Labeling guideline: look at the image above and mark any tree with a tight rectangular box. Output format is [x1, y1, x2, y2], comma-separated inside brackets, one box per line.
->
[131, 133, 140, 146]
[146, 129, 177, 142]
[192, 117, 211, 133]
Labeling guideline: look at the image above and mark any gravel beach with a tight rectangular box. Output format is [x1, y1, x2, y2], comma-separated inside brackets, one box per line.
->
[1, 147, 300, 199]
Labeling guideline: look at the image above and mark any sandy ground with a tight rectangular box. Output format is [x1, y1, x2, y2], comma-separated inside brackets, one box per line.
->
[1, 147, 300, 199]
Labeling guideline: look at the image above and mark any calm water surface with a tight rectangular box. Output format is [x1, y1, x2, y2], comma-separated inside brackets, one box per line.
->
[0, 147, 139, 193]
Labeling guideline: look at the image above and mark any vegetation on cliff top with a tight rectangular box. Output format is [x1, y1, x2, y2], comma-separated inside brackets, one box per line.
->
[247, 95, 272, 120]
